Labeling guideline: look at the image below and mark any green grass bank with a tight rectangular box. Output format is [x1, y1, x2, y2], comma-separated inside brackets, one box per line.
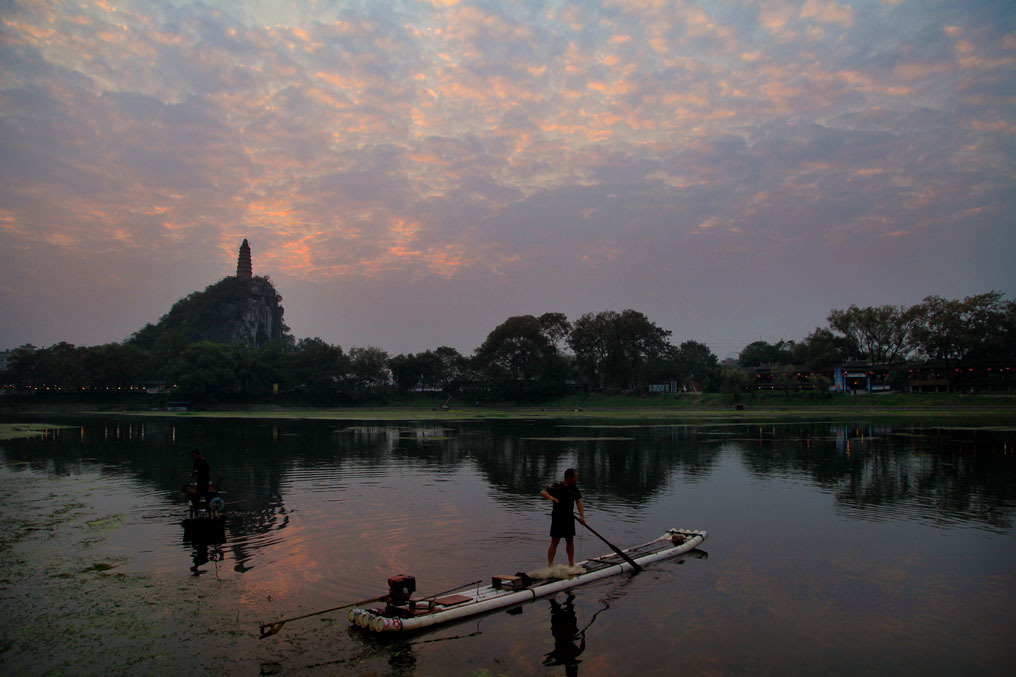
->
[3, 390, 1014, 423]
[106, 391, 1016, 422]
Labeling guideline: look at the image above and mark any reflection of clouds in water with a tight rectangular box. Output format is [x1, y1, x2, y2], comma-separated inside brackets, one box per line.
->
[3, 415, 1014, 674]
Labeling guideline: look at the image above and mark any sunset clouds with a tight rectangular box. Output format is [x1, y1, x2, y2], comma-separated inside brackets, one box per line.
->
[1, 0, 1013, 355]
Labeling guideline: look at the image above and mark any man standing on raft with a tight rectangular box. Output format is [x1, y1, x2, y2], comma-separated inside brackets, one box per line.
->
[541, 468, 586, 567]
[190, 449, 210, 500]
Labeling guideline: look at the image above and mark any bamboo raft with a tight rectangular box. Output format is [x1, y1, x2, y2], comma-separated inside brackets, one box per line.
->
[347, 528, 707, 633]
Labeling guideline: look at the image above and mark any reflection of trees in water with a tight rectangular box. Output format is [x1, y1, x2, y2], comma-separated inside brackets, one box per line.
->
[470, 423, 722, 504]
[12, 416, 1013, 533]
[838, 427, 1016, 529]
[5, 417, 726, 516]
[4, 418, 489, 562]
[734, 422, 1016, 529]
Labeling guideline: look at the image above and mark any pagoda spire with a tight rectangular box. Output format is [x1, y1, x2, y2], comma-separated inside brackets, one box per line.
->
[237, 239, 253, 279]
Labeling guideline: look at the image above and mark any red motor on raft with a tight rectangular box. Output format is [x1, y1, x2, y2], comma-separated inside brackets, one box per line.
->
[387, 575, 416, 606]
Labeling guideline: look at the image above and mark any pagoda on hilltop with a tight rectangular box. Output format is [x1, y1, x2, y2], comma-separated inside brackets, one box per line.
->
[237, 239, 253, 279]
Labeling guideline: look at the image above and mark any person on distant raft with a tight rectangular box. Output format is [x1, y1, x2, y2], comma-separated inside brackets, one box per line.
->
[541, 468, 585, 567]
[190, 449, 210, 500]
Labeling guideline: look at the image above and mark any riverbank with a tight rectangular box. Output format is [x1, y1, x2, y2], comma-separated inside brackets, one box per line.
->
[3, 391, 1014, 423]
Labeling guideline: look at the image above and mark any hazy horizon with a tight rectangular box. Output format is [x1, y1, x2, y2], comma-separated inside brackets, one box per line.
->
[2, 1, 1013, 359]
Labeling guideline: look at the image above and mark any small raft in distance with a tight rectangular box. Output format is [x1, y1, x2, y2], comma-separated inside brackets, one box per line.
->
[180, 482, 226, 541]
[348, 528, 707, 633]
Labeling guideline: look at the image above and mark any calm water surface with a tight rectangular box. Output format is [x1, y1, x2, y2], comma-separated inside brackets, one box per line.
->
[1, 414, 1014, 675]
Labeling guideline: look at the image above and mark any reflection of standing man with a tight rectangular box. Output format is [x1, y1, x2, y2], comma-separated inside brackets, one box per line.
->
[543, 593, 585, 676]
[190, 449, 210, 499]
[541, 468, 585, 567]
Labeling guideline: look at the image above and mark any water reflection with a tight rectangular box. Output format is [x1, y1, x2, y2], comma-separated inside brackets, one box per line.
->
[543, 593, 586, 675]
[182, 514, 226, 576]
[730, 422, 1016, 530]
[1, 416, 1014, 569]
[2, 414, 1013, 676]
[471, 424, 724, 512]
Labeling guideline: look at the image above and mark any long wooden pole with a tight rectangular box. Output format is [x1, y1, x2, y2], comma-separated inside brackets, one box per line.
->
[578, 517, 643, 574]
[259, 580, 485, 638]
[259, 594, 387, 638]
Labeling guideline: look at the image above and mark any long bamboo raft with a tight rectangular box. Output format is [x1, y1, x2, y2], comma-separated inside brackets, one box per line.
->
[347, 528, 707, 633]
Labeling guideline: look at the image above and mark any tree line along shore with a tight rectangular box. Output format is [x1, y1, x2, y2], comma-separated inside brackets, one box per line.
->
[2, 291, 1013, 406]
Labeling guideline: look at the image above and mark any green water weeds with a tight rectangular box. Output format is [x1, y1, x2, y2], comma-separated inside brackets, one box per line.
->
[0, 423, 76, 440]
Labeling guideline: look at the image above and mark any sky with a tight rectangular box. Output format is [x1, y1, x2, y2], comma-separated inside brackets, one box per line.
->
[1, 0, 1013, 359]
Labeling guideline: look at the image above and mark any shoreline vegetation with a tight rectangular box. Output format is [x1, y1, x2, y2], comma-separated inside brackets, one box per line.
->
[0, 423, 77, 440]
[3, 392, 1014, 424]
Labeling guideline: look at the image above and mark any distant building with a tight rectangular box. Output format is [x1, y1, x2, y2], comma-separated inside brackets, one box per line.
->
[743, 359, 1015, 394]
[237, 239, 253, 279]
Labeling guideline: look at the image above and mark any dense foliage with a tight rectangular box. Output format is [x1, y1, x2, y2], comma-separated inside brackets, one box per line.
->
[3, 290, 1013, 402]
[738, 292, 1016, 368]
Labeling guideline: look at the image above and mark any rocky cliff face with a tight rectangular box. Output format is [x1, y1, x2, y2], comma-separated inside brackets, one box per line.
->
[204, 277, 287, 346]
[130, 276, 291, 349]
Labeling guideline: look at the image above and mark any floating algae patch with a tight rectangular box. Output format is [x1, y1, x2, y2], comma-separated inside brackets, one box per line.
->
[0, 423, 76, 441]
[398, 428, 456, 439]
[80, 562, 118, 573]
[931, 425, 1016, 432]
[86, 515, 124, 533]
[523, 436, 635, 442]
[555, 424, 654, 430]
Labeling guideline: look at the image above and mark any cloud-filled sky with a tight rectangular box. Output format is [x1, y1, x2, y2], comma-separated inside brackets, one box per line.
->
[1, 0, 1013, 358]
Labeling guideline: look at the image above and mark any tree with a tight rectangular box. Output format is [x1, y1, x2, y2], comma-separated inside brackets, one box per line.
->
[152, 330, 189, 368]
[164, 341, 241, 397]
[911, 292, 1009, 361]
[739, 339, 813, 368]
[388, 351, 444, 392]
[827, 304, 918, 364]
[415, 350, 445, 390]
[255, 340, 290, 393]
[611, 310, 672, 388]
[568, 311, 617, 386]
[347, 346, 391, 391]
[674, 340, 719, 386]
[5, 346, 43, 388]
[721, 367, 751, 399]
[389, 353, 423, 392]
[773, 365, 797, 396]
[776, 340, 808, 366]
[801, 328, 848, 369]
[40, 342, 85, 389]
[81, 343, 151, 388]
[738, 341, 781, 368]
[987, 299, 1016, 360]
[475, 315, 561, 387]
[568, 310, 672, 389]
[288, 338, 347, 394]
[538, 313, 571, 352]
[433, 346, 467, 391]
[809, 373, 833, 397]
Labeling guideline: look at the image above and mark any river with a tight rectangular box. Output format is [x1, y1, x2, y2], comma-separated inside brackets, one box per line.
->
[1, 413, 1014, 675]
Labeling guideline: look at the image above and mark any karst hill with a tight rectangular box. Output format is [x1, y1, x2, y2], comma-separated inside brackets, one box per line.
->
[129, 239, 291, 350]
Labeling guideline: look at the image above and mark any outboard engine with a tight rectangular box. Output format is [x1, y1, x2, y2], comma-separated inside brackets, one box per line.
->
[387, 575, 416, 606]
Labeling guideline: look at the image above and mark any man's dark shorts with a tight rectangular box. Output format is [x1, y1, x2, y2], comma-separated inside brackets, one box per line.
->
[550, 510, 575, 539]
